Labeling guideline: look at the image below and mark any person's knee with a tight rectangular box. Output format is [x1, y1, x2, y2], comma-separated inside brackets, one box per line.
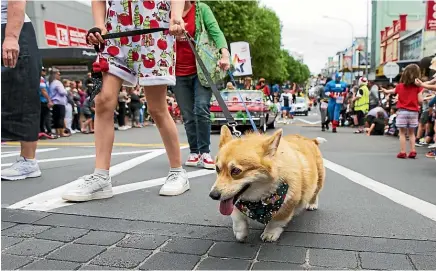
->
[194, 102, 210, 118]
[95, 92, 117, 116]
[148, 106, 168, 121]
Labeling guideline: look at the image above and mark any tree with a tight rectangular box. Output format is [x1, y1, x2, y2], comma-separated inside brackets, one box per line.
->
[205, 0, 311, 84]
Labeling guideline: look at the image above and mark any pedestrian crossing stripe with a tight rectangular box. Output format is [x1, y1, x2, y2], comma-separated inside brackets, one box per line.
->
[2, 142, 189, 147]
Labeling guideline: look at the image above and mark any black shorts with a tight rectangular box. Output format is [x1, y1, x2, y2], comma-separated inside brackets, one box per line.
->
[52, 104, 66, 129]
[1, 23, 42, 142]
[84, 114, 92, 120]
[355, 110, 365, 126]
[420, 111, 430, 125]
[366, 115, 375, 126]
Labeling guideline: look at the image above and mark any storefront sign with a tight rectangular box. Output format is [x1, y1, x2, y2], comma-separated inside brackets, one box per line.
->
[426, 0, 436, 31]
[44, 21, 88, 47]
[399, 29, 423, 62]
[82, 50, 98, 57]
[53, 65, 89, 72]
[380, 15, 407, 64]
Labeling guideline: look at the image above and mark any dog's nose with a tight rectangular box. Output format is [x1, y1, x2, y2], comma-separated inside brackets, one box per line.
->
[209, 190, 221, 200]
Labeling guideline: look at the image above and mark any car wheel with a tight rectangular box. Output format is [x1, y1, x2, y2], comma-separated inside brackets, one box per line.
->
[259, 116, 267, 133]
[267, 119, 276, 129]
[262, 121, 267, 133]
[304, 111, 308, 116]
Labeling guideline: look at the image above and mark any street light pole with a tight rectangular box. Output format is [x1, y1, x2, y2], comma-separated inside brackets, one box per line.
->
[365, 0, 370, 76]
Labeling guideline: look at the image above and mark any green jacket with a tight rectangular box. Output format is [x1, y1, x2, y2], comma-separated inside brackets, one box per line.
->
[194, 2, 228, 52]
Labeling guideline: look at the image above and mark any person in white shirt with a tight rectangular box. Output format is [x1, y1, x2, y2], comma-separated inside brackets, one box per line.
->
[279, 90, 293, 123]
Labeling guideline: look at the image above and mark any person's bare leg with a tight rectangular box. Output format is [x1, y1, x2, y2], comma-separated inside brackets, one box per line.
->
[20, 141, 37, 159]
[144, 85, 181, 168]
[399, 128, 407, 153]
[408, 127, 416, 152]
[94, 74, 123, 170]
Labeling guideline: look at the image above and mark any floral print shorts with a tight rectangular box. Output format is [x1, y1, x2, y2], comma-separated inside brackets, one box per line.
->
[100, 0, 176, 87]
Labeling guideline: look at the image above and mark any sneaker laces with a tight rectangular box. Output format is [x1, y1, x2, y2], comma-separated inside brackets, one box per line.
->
[77, 174, 104, 188]
[166, 171, 180, 183]
[9, 157, 29, 170]
[188, 153, 198, 160]
[202, 153, 213, 162]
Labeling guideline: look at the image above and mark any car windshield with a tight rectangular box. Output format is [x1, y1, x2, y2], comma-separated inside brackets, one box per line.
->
[296, 97, 306, 104]
[212, 91, 263, 102]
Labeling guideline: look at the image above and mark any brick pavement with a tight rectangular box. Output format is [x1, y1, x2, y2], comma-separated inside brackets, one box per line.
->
[1, 209, 435, 270]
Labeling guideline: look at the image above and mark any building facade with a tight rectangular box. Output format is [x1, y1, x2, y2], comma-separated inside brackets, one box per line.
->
[370, 0, 426, 72]
[26, 1, 95, 79]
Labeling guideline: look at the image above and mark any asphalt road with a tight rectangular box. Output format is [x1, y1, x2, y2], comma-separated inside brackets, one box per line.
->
[1, 113, 436, 270]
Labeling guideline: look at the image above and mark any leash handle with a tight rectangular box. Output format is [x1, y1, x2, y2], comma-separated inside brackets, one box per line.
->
[88, 27, 169, 53]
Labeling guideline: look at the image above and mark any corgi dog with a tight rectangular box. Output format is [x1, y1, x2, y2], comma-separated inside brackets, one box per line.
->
[209, 126, 326, 242]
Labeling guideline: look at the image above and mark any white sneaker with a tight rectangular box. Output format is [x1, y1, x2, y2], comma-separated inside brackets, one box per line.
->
[62, 174, 113, 202]
[118, 126, 129, 131]
[159, 170, 190, 196]
[428, 143, 436, 149]
[185, 153, 200, 167]
[198, 153, 215, 170]
[1, 157, 41, 180]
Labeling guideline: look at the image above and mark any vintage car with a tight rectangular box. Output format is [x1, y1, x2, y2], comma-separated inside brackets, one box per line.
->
[294, 97, 309, 116]
[210, 90, 279, 132]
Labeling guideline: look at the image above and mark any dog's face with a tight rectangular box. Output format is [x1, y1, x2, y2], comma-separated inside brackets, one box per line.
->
[209, 126, 283, 216]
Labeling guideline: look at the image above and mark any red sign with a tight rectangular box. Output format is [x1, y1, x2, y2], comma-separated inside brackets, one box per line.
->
[426, 0, 436, 30]
[379, 14, 407, 64]
[44, 21, 88, 47]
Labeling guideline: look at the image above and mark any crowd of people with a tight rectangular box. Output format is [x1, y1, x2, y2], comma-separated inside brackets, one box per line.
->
[312, 64, 436, 160]
[39, 69, 183, 140]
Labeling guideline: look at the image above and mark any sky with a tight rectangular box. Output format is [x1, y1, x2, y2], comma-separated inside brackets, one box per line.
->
[76, 0, 370, 74]
[261, 0, 370, 73]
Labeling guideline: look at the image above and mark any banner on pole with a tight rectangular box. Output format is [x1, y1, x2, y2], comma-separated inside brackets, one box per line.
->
[426, 0, 436, 31]
[230, 42, 253, 76]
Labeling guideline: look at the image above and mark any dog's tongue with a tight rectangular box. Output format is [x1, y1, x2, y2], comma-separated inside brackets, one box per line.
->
[219, 198, 234, 216]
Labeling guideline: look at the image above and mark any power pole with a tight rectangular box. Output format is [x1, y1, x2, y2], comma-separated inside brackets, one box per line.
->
[365, 0, 370, 76]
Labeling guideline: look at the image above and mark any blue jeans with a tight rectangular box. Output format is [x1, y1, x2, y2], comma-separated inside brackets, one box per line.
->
[173, 74, 212, 154]
[139, 107, 144, 123]
[327, 98, 341, 122]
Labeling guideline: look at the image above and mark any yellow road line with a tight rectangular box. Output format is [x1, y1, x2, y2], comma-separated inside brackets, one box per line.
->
[3, 142, 189, 147]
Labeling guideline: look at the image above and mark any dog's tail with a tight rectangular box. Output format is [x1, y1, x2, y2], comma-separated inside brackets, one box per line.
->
[313, 137, 327, 145]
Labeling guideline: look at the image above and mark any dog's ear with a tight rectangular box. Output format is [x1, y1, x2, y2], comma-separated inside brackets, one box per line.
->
[263, 129, 282, 157]
[219, 125, 233, 148]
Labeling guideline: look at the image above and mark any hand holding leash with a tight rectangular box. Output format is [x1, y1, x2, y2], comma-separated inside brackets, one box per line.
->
[169, 18, 185, 37]
[87, 26, 107, 53]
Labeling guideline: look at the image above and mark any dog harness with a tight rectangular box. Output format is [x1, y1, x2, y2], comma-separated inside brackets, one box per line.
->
[235, 181, 289, 225]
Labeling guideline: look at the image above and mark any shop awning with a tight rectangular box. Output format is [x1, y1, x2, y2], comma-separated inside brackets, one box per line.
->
[39, 47, 97, 61]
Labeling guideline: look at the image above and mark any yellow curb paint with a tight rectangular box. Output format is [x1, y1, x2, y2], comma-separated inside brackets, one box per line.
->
[3, 142, 189, 147]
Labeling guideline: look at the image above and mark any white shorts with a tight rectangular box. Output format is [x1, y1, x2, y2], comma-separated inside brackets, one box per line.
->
[100, 0, 176, 87]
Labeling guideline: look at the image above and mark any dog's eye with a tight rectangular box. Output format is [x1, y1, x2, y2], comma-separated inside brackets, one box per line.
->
[216, 167, 221, 174]
[230, 167, 242, 176]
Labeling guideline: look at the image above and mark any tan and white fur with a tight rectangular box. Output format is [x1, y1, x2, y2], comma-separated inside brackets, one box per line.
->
[210, 126, 326, 242]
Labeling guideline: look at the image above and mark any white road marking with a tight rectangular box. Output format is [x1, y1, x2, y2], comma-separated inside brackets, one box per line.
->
[17, 169, 215, 211]
[1, 151, 18, 154]
[7, 147, 187, 211]
[1, 149, 158, 167]
[324, 159, 436, 222]
[295, 118, 321, 125]
[1, 148, 59, 159]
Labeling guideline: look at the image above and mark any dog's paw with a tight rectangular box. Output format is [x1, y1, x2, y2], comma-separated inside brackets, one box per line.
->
[261, 227, 283, 242]
[234, 229, 249, 242]
[306, 203, 318, 211]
